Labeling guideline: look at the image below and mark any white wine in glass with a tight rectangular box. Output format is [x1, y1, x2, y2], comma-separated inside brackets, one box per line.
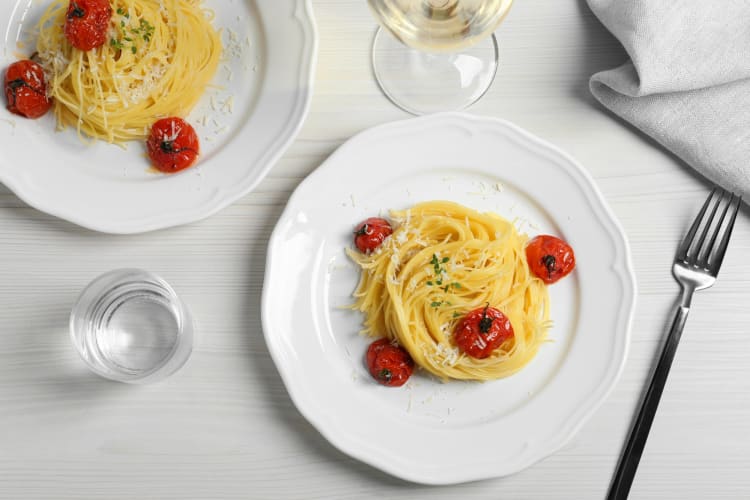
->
[368, 0, 514, 114]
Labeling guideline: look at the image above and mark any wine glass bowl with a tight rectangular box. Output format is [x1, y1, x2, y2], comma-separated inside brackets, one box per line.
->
[368, 0, 514, 115]
[368, 0, 513, 52]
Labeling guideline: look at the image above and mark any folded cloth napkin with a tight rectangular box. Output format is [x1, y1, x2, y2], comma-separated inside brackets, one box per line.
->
[587, 0, 750, 198]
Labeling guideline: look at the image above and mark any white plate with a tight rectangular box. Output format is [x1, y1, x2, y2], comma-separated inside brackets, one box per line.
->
[0, 0, 316, 233]
[262, 113, 636, 484]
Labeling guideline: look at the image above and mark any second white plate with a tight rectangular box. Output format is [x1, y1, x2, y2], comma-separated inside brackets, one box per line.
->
[0, 0, 317, 233]
[262, 112, 636, 484]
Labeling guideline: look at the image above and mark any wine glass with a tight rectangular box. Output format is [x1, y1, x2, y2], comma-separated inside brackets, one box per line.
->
[368, 0, 514, 115]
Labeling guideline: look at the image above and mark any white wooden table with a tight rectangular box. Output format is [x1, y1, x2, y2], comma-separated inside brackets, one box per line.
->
[2, 1, 750, 498]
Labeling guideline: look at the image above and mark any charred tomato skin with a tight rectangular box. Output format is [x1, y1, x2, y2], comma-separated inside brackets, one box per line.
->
[366, 338, 414, 387]
[454, 305, 514, 359]
[147, 117, 200, 173]
[3, 60, 52, 119]
[64, 0, 113, 51]
[354, 217, 393, 253]
[525, 235, 575, 284]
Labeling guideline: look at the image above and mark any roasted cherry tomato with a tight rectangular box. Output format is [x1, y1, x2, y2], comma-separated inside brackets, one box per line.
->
[525, 235, 575, 284]
[3, 60, 52, 119]
[354, 217, 392, 253]
[366, 338, 414, 387]
[64, 0, 113, 51]
[454, 305, 514, 359]
[147, 117, 200, 173]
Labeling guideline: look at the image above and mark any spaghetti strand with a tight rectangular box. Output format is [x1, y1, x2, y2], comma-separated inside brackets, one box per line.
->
[36, 0, 221, 145]
[348, 201, 551, 381]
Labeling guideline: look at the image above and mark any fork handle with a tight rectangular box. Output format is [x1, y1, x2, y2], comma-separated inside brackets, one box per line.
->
[607, 304, 690, 500]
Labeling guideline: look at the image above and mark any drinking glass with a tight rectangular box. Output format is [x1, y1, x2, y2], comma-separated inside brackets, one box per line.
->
[70, 269, 193, 384]
[368, 0, 514, 115]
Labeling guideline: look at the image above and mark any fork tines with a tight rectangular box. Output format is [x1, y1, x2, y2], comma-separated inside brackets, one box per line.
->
[676, 188, 742, 272]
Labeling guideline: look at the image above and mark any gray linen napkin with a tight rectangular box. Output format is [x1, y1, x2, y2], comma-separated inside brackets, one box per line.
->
[587, 0, 750, 198]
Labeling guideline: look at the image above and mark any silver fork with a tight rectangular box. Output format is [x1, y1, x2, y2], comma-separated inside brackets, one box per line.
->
[607, 188, 742, 500]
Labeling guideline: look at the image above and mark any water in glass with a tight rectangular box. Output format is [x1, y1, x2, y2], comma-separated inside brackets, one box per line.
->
[70, 268, 193, 383]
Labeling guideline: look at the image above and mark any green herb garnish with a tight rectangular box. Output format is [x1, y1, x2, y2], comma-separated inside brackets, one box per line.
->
[109, 10, 154, 55]
[426, 254, 461, 309]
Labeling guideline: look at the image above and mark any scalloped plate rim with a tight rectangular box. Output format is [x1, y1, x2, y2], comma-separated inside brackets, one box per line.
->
[261, 112, 636, 484]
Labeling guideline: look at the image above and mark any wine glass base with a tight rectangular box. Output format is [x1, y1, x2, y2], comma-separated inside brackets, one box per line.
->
[371, 27, 499, 115]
